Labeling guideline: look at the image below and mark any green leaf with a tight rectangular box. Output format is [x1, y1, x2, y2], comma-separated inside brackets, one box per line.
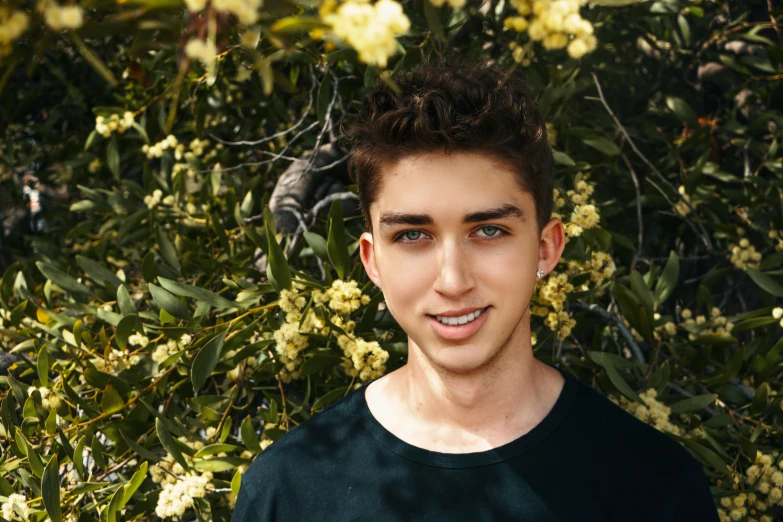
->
[45, 409, 57, 435]
[317, 72, 332, 128]
[131, 122, 150, 144]
[142, 252, 158, 283]
[76, 256, 124, 289]
[240, 190, 254, 219]
[271, 16, 330, 33]
[665, 96, 698, 125]
[92, 437, 107, 470]
[149, 284, 192, 320]
[263, 206, 292, 292]
[691, 333, 737, 345]
[300, 354, 343, 376]
[156, 227, 182, 274]
[669, 394, 716, 414]
[158, 277, 234, 310]
[703, 347, 745, 385]
[423, 0, 446, 43]
[115, 314, 139, 350]
[192, 456, 249, 472]
[732, 316, 778, 333]
[751, 382, 769, 414]
[117, 285, 136, 316]
[240, 416, 261, 452]
[231, 469, 242, 494]
[629, 270, 655, 318]
[36, 262, 91, 295]
[675, 436, 731, 477]
[122, 461, 148, 505]
[603, 357, 640, 402]
[746, 267, 783, 298]
[73, 436, 87, 480]
[194, 444, 242, 458]
[106, 486, 124, 522]
[107, 134, 120, 179]
[312, 386, 350, 412]
[191, 329, 228, 394]
[653, 250, 679, 307]
[552, 150, 576, 166]
[156, 418, 190, 472]
[37, 346, 50, 387]
[70, 32, 118, 86]
[583, 136, 621, 156]
[84, 129, 99, 151]
[42, 454, 62, 522]
[121, 431, 159, 462]
[327, 199, 350, 280]
[303, 232, 330, 262]
[101, 385, 125, 415]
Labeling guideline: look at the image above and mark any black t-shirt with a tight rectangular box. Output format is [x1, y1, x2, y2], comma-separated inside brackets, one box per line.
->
[233, 366, 721, 521]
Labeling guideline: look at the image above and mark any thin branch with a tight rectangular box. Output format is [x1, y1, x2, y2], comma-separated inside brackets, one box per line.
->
[571, 301, 647, 364]
[208, 68, 318, 147]
[619, 152, 644, 272]
[590, 73, 714, 252]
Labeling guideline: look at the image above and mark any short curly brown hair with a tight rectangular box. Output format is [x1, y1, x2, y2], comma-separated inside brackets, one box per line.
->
[343, 53, 554, 235]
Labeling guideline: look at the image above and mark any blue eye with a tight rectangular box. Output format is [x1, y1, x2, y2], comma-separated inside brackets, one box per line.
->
[479, 226, 500, 237]
[394, 226, 507, 244]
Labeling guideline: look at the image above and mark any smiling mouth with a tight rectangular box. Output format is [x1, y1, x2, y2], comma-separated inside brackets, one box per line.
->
[427, 306, 490, 326]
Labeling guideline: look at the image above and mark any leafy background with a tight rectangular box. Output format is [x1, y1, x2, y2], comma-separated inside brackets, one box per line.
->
[1, 0, 783, 520]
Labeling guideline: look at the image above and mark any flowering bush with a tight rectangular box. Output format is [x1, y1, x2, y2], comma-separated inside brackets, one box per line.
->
[1, 0, 783, 520]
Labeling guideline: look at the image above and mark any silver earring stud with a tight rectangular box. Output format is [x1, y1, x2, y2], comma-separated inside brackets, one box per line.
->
[536, 269, 545, 279]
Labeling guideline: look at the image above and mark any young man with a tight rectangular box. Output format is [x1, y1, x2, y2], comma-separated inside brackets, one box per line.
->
[233, 55, 721, 521]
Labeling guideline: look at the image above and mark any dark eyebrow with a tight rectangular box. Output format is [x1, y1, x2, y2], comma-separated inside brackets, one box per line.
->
[378, 204, 526, 231]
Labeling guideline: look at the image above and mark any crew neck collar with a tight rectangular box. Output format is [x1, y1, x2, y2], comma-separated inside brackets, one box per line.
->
[351, 365, 579, 469]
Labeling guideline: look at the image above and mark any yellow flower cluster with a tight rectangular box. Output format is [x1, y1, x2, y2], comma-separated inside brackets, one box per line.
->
[612, 388, 683, 435]
[768, 228, 783, 252]
[151, 437, 205, 486]
[680, 307, 734, 341]
[0, 8, 29, 57]
[41, 1, 84, 30]
[674, 185, 698, 216]
[728, 237, 762, 271]
[143, 135, 180, 159]
[185, 0, 262, 24]
[322, 0, 410, 68]
[155, 471, 213, 518]
[1, 493, 30, 521]
[325, 278, 370, 315]
[504, 0, 596, 59]
[89, 347, 142, 374]
[95, 112, 134, 138]
[773, 307, 783, 328]
[531, 272, 576, 339]
[337, 334, 389, 381]
[185, 38, 217, 77]
[567, 203, 600, 236]
[717, 451, 783, 522]
[153, 339, 183, 364]
[274, 280, 380, 382]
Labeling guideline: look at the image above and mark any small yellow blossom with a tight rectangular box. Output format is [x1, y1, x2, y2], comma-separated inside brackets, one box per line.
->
[323, 0, 410, 68]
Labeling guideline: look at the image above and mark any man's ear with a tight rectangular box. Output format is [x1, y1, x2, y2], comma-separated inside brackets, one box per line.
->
[359, 231, 382, 290]
[538, 217, 566, 277]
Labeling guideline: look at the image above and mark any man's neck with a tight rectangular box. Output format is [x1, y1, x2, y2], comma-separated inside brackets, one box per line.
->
[365, 339, 565, 453]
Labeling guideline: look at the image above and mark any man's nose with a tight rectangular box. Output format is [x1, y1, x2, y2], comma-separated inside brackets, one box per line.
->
[432, 238, 476, 297]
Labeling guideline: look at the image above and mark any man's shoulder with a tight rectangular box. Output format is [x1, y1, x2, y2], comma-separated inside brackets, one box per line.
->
[566, 375, 697, 466]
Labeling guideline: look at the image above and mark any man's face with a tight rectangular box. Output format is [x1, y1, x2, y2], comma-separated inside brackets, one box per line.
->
[359, 151, 564, 375]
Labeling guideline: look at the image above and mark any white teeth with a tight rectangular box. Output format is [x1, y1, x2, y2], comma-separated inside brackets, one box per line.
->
[435, 307, 486, 326]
